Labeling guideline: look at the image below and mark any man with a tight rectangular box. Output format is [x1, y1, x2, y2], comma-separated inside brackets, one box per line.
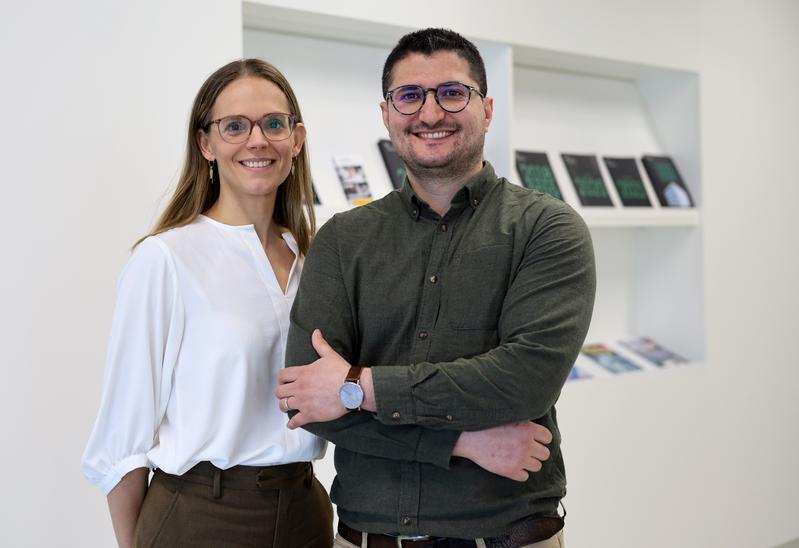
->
[277, 28, 595, 547]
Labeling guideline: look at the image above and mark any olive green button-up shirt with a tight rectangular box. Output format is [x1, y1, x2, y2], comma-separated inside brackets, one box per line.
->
[286, 162, 596, 538]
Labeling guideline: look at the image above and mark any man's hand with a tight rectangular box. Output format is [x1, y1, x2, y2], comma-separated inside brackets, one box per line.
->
[452, 421, 553, 482]
[276, 329, 352, 429]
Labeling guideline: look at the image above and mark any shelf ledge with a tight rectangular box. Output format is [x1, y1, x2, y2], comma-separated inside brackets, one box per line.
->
[315, 205, 700, 229]
[577, 207, 699, 228]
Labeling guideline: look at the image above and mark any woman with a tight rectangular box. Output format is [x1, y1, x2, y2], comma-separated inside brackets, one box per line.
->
[81, 59, 332, 547]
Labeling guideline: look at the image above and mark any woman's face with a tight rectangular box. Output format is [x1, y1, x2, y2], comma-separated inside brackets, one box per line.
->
[199, 76, 305, 202]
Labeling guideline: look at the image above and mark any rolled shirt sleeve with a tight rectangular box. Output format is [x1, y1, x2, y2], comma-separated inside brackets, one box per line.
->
[81, 237, 184, 494]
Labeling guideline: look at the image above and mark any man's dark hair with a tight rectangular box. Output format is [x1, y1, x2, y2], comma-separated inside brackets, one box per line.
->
[381, 28, 487, 98]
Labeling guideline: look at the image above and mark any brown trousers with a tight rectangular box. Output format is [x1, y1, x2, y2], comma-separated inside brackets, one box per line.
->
[134, 462, 333, 548]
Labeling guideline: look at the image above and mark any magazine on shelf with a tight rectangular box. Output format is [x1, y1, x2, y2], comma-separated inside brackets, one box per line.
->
[377, 139, 407, 190]
[603, 157, 652, 207]
[641, 155, 694, 207]
[561, 153, 613, 206]
[514, 151, 563, 200]
[332, 155, 373, 206]
[566, 363, 593, 381]
[580, 343, 642, 374]
[618, 336, 688, 367]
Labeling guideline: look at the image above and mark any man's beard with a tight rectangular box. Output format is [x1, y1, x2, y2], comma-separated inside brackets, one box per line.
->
[394, 124, 485, 183]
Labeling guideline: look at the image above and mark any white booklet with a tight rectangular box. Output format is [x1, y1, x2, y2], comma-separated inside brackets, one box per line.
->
[333, 155, 373, 206]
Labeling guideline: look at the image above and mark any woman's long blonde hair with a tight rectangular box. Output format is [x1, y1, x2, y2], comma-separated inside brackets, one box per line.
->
[136, 59, 316, 255]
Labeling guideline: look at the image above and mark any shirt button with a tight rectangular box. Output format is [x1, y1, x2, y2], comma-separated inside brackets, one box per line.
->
[429, 275, 438, 284]
[403, 517, 412, 526]
[439, 224, 447, 232]
[392, 411, 401, 420]
[473, 198, 480, 207]
[446, 414, 453, 422]
[418, 331, 428, 340]
[412, 209, 418, 217]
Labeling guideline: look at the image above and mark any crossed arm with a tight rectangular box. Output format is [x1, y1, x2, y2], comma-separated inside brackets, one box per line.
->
[277, 330, 553, 481]
[278, 207, 595, 480]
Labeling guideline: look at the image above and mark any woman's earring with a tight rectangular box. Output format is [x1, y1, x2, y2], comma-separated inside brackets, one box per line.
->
[290, 156, 296, 177]
[209, 160, 214, 185]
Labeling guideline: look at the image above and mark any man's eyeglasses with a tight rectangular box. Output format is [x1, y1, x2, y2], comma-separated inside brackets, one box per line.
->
[385, 82, 485, 115]
[206, 113, 297, 144]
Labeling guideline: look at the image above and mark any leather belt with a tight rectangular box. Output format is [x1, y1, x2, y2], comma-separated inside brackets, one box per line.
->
[338, 515, 564, 548]
[155, 461, 314, 496]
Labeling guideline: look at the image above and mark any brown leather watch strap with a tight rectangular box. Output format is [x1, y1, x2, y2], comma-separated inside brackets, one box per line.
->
[345, 365, 363, 383]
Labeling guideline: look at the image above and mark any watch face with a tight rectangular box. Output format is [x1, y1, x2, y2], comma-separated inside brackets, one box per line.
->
[339, 382, 364, 410]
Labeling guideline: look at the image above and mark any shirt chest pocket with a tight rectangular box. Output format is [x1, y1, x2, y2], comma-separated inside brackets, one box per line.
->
[443, 244, 512, 330]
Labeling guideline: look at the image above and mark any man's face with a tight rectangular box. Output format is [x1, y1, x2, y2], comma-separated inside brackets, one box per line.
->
[381, 51, 493, 182]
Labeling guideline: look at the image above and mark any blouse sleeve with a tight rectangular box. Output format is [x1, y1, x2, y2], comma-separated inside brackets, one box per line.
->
[81, 237, 184, 495]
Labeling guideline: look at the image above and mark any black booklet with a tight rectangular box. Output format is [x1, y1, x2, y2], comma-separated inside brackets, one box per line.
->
[561, 153, 613, 206]
[311, 183, 321, 205]
[377, 139, 407, 190]
[514, 151, 563, 200]
[603, 157, 651, 207]
[641, 155, 694, 207]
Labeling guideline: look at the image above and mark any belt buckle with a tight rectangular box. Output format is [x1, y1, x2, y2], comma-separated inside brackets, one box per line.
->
[394, 534, 432, 547]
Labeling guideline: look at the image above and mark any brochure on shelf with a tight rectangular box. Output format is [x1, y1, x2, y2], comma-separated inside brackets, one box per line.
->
[572, 352, 613, 378]
[377, 139, 407, 191]
[561, 153, 614, 206]
[618, 336, 689, 367]
[566, 363, 593, 381]
[603, 157, 652, 207]
[580, 343, 642, 374]
[332, 155, 373, 206]
[641, 155, 694, 207]
[514, 150, 563, 200]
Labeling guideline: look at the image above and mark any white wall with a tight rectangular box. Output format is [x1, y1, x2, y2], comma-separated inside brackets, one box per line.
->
[1, 1, 796, 547]
[0, 1, 243, 545]
[700, 1, 799, 546]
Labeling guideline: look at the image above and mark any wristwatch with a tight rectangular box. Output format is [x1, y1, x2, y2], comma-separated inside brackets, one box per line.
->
[339, 365, 364, 411]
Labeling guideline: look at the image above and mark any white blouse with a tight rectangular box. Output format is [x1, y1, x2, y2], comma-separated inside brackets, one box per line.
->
[82, 215, 325, 495]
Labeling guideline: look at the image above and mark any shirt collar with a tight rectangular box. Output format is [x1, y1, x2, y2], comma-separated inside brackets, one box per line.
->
[399, 161, 497, 220]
